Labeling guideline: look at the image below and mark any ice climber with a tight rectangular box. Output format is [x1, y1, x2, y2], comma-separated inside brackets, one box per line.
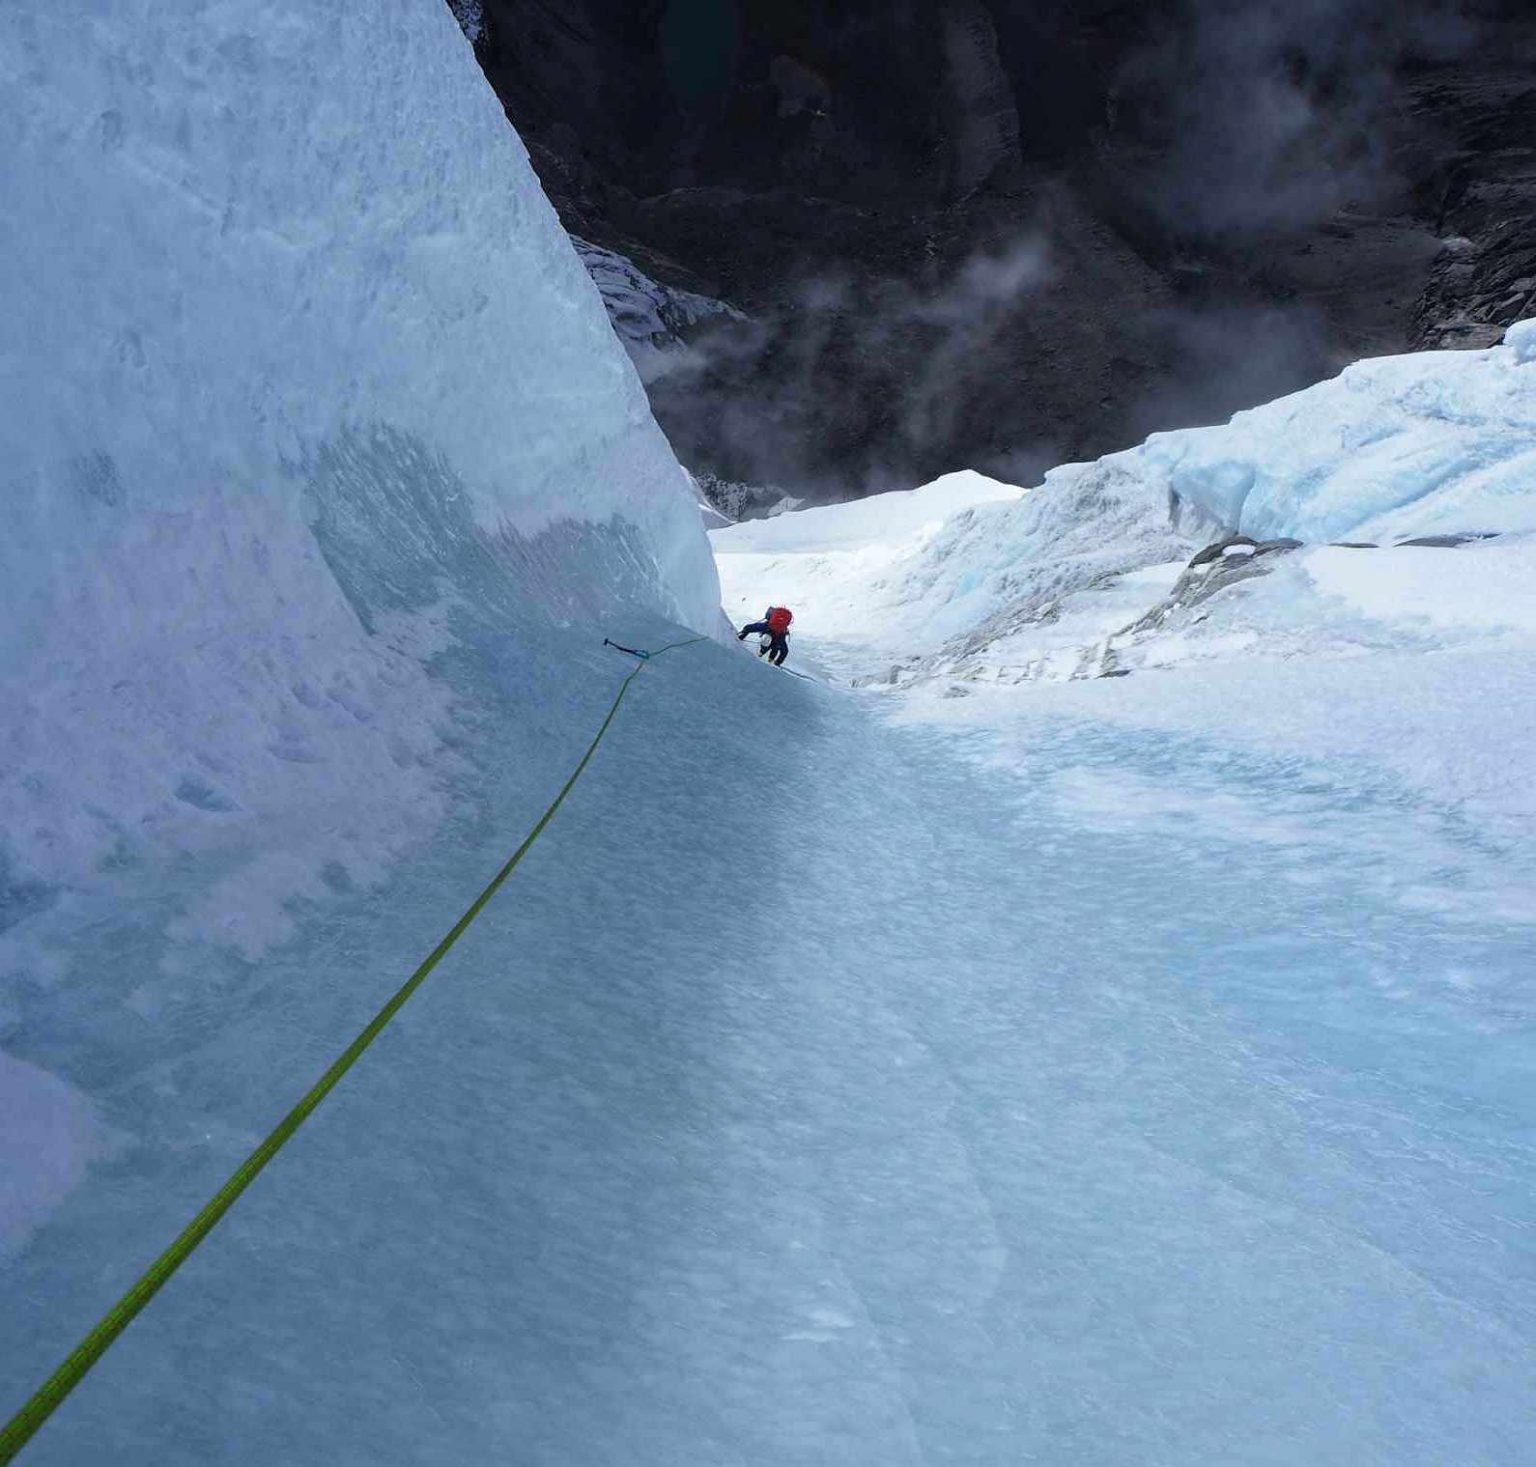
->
[738, 605, 793, 665]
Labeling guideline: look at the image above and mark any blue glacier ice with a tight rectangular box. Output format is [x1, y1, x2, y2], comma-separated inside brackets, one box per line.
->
[3, 3, 1535, 1465]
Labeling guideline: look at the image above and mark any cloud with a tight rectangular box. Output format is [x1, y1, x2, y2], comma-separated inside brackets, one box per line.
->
[1109, 0, 1478, 241]
[640, 237, 1054, 500]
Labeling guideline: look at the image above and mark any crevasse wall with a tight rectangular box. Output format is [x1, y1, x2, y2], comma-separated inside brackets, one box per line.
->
[0, 0, 721, 924]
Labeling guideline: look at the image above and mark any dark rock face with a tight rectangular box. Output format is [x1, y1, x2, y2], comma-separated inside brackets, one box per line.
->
[1397, 532, 1500, 547]
[466, 0, 1536, 499]
[1408, 6, 1536, 348]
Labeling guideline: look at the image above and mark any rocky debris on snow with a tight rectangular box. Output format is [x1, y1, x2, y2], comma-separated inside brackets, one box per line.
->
[942, 593, 1066, 665]
[1117, 535, 1303, 637]
[1086, 524, 1504, 679]
[693, 472, 803, 524]
[888, 516, 1508, 692]
[1329, 532, 1496, 549]
[1398, 532, 1501, 548]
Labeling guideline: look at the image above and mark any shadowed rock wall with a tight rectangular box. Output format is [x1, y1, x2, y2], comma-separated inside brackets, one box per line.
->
[466, 0, 1536, 499]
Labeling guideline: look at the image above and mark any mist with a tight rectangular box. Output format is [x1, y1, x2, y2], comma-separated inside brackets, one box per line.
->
[1109, 0, 1478, 243]
[640, 236, 1059, 502]
[497, 0, 1500, 504]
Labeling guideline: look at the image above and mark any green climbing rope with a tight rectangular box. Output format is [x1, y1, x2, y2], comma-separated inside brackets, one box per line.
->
[0, 635, 707, 1465]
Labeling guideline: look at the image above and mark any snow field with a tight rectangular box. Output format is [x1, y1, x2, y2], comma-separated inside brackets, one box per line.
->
[710, 320, 1536, 1462]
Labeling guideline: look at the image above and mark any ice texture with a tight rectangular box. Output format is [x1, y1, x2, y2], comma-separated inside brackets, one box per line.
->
[4, 5, 1536, 1464]
[0, 0, 720, 926]
[0, 0, 715, 1279]
[1143, 325, 1536, 541]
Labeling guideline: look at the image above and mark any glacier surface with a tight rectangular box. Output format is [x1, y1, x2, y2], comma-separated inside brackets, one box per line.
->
[1144, 336, 1536, 542]
[713, 325, 1536, 1463]
[3, 6, 1535, 1465]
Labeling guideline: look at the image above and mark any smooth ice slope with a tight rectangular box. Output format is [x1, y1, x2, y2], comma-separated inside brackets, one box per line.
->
[0, 0, 717, 1263]
[12, 603, 1536, 1467]
[710, 332, 1536, 1463]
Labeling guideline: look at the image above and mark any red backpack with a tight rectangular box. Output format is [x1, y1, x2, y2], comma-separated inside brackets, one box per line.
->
[766, 606, 793, 635]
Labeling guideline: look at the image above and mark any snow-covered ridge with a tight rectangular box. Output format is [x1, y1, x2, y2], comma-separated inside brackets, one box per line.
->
[715, 323, 1536, 686]
[573, 237, 745, 376]
[1150, 324, 1536, 542]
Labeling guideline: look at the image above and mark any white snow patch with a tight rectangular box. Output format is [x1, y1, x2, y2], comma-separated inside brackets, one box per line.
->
[1506, 317, 1536, 365]
[1306, 540, 1536, 635]
[715, 470, 1024, 554]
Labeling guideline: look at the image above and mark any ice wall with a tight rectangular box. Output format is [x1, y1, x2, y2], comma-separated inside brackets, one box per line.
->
[0, 0, 720, 1257]
[1146, 324, 1536, 542]
[0, 0, 719, 917]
